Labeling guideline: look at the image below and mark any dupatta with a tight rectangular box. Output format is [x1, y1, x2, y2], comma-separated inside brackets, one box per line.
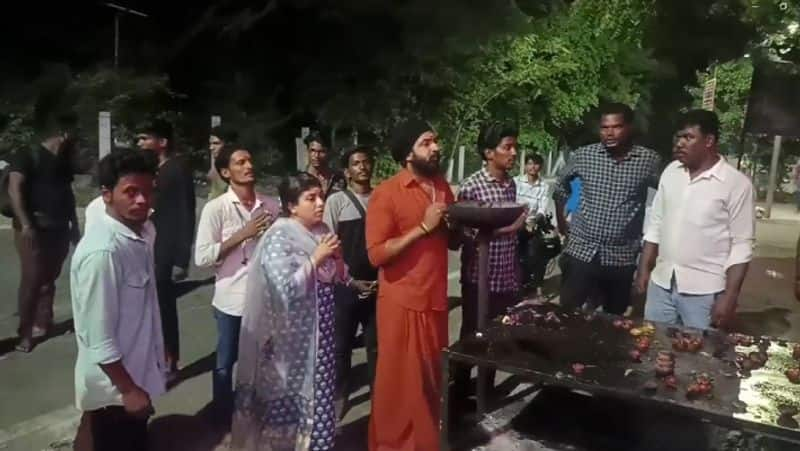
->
[232, 217, 339, 451]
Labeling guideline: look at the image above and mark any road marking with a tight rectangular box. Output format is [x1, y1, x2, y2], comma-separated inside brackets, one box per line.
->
[0, 405, 80, 449]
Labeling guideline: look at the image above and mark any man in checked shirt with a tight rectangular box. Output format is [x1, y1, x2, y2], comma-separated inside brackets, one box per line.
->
[553, 104, 661, 315]
[453, 122, 527, 400]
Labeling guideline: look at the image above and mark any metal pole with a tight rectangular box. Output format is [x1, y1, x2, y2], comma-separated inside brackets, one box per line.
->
[476, 233, 490, 416]
[114, 12, 120, 69]
[439, 352, 451, 451]
[765, 135, 782, 219]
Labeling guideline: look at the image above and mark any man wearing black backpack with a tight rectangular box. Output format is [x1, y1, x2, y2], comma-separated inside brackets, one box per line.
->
[7, 112, 81, 352]
[322, 145, 378, 420]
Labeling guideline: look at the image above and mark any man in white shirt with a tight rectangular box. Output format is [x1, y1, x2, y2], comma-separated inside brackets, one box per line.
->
[515, 153, 550, 293]
[194, 143, 280, 416]
[636, 110, 755, 330]
[70, 151, 163, 451]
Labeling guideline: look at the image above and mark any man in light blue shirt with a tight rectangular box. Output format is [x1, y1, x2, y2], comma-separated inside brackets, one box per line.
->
[70, 151, 164, 451]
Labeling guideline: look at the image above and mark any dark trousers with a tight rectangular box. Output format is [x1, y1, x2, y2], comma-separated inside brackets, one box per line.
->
[155, 263, 179, 363]
[559, 254, 636, 315]
[212, 307, 241, 410]
[518, 230, 548, 289]
[454, 283, 518, 393]
[14, 227, 70, 339]
[334, 284, 377, 401]
[76, 406, 148, 451]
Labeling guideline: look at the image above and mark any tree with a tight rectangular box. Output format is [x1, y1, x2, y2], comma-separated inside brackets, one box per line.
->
[687, 58, 754, 153]
[439, 0, 657, 169]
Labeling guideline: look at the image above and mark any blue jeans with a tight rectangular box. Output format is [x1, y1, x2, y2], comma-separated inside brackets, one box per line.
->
[644, 280, 719, 329]
[213, 307, 241, 409]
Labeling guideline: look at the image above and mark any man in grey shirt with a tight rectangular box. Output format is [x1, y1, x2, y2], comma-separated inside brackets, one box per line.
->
[323, 145, 378, 419]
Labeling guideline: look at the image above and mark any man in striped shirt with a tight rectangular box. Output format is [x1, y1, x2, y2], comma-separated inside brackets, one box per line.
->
[454, 122, 526, 399]
[553, 104, 661, 315]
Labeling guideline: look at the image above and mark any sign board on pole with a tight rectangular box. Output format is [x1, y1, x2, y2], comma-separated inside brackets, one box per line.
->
[211, 115, 221, 128]
[702, 77, 717, 111]
[98, 112, 112, 159]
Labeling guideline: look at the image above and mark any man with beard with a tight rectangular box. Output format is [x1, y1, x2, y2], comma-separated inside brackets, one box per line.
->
[553, 103, 661, 315]
[323, 145, 379, 419]
[8, 112, 81, 352]
[636, 110, 754, 330]
[366, 119, 454, 451]
[136, 119, 196, 378]
[453, 122, 525, 401]
[304, 131, 347, 199]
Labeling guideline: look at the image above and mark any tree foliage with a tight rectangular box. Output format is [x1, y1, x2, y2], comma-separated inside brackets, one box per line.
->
[440, 0, 656, 164]
[687, 58, 754, 153]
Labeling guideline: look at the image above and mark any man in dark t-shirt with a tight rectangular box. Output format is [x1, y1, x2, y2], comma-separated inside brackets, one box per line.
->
[136, 119, 196, 377]
[322, 145, 377, 418]
[8, 113, 80, 352]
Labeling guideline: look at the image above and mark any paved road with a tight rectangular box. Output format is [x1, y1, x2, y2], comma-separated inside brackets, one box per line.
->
[1, 204, 800, 450]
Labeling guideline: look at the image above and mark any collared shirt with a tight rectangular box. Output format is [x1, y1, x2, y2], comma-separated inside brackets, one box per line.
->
[644, 159, 755, 295]
[70, 214, 165, 412]
[458, 168, 519, 293]
[515, 174, 550, 222]
[553, 143, 661, 267]
[85, 195, 156, 249]
[194, 187, 281, 316]
[366, 169, 454, 311]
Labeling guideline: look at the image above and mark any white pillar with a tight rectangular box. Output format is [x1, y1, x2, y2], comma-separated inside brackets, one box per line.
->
[457, 145, 466, 182]
[295, 127, 310, 171]
[98, 111, 112, 159]
[446, 156, 454, 183]
[765, 135, 782, 219]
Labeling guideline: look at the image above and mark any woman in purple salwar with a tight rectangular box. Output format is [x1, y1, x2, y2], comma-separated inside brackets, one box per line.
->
[232, 173, 350, 451]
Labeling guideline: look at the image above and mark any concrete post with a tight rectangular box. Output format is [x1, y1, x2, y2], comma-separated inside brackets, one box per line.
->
[98, 112, 112, 159]
[295, 127, 310, 171]
[765, 135, 782, 219]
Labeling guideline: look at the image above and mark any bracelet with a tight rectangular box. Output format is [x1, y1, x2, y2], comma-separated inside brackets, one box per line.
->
[419, 222, 431, 235]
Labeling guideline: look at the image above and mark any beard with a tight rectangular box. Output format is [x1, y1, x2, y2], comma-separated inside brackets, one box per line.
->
[408, 154, 440, 178]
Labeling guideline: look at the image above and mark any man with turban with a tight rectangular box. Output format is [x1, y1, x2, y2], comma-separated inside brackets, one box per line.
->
[366, 119, 454, 451]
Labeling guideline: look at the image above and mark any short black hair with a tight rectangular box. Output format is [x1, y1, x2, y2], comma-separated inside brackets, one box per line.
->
[98, 149, 158, 190]
[477, 122, 518, 160]
[340, 145, 374, 168]
[138, 118, 174, 146]
[214, 143, 247, 182]
[210, 125, 239, 143]
[303, 131, 328, 149]
[678, 109, 720, 143]
[600, 103, 635, 124]
[525, 153, 544, 165]
[278, 172, 323, 216]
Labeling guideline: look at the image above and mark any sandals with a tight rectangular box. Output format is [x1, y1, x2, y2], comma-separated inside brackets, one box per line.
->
[15, 337, 34, 353]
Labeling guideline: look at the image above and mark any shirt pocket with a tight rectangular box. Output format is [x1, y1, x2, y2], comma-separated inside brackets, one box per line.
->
[121, 271, 150, 311]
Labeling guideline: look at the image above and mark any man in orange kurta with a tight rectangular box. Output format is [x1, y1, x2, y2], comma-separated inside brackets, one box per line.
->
[366, 119, 454, 451]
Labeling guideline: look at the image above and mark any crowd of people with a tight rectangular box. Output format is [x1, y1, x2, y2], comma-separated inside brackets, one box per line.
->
[6, 102, 757, 451]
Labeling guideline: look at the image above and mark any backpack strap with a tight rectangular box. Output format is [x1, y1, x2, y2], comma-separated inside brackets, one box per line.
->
[341, 189, 367, 219]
